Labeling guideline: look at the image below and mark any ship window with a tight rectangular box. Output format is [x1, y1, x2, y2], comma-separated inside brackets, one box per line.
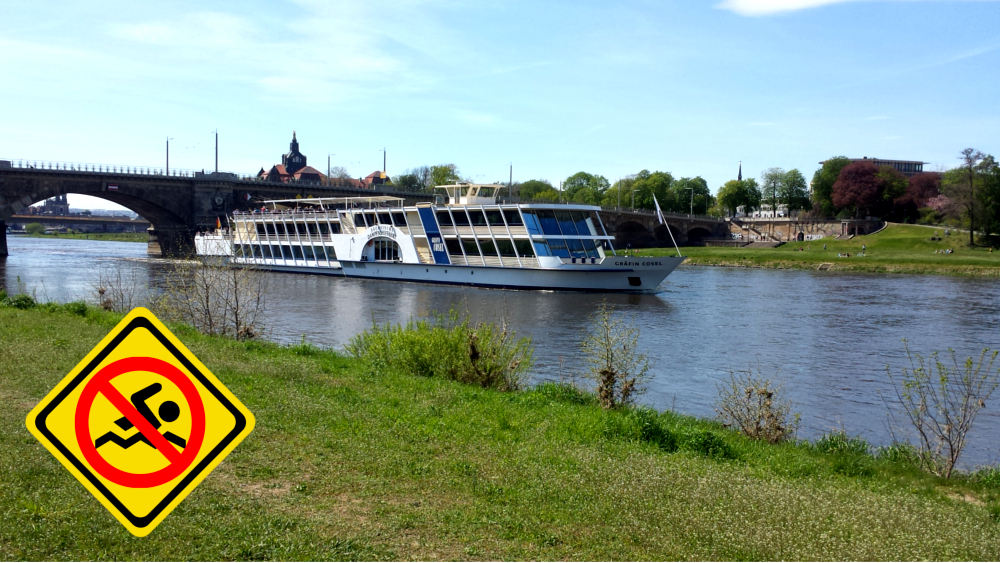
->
[325, 246, 337, 259]
[392, 212, 407, 226]
[260, 245, 272, 258]
[548, 238, 570, 258]
[514, 239, 535, 257]
[452, 210, 471, 226]
[582, 239, 599, 258]
[374, 239, 400, 261]
[282, 245, 293, 259]
[329, 222, 341, 234]
[590, 212, 607, 236]
[486, 210, 505, 227]
[256, 224, 267, 235]
[445, 238, 463, 254]
[461, 238, 481, 256]
[353, 213, 367, 227]
[252, 245, 262, 258]
[536, 210, 562, 235]
[377, 212, 392, 225]
[503, 209, 523, 226]
[496, 239, 517, 257]
[566, 239, 586, 258]
[520, 210, 542, 235]
[556, 210, 578, 235]
[532, 240, 552, 257]
[468, 210, 488, 226]
[571, 211, 591, 235]
[365, 212, 377, 225]
[302, 245, 314, 260]
[275, 223, 287, 235]
[436, 211, 454, 226]
[479, 239, 498, 256]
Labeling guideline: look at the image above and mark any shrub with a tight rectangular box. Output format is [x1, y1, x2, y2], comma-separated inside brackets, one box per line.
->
[580, 300, 650, 409]
[3, 292, 37, 310]
[25, 222, 45, 236]
[814, 431, 870, 456]
[677, 428, 736, 459]
[347, 311, 533, 392]
[886, 342, 1000, 478]
[716, 365, 798, 444]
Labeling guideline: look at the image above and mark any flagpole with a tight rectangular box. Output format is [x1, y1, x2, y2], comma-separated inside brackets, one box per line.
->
[654, 194, 682, 258]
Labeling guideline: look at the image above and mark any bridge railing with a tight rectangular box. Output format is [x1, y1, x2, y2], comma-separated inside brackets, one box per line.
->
[0, 158, 209, 177]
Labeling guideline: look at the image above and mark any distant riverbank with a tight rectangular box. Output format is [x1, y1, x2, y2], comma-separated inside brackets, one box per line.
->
[16, 232, 147, 243]
[644, 225, 1000, 276]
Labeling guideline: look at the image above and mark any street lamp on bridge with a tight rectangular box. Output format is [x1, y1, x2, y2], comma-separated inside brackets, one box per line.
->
[166, 137, 174, 175]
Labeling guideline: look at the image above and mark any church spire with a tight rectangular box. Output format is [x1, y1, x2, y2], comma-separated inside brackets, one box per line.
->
[738, 161, 742, 181]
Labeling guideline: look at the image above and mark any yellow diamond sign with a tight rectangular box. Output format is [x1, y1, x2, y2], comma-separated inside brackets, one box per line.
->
[25, 307, 255, 537]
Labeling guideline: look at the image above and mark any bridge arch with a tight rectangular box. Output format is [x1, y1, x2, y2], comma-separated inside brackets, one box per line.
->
[686, 227, 714, 244]
[614, 220, 655, 249]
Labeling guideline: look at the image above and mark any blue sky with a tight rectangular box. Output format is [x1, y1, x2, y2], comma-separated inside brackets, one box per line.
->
[1, 0, 998, 209]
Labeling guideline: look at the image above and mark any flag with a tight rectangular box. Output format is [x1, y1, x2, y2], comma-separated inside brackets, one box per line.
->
[216, 217, 221, 229]
[244, 193, 252, 202]
[653, 195, 665, 225]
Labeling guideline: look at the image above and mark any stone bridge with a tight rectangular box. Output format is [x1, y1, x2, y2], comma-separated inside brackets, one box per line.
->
[0, 160, 430, 256]
[596, 208, 730, 249]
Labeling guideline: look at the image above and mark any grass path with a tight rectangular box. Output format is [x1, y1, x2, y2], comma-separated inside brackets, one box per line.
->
[17, 232, 147, 243]
[642, 224, 1000, 276]
[3, 306, 1000, 560]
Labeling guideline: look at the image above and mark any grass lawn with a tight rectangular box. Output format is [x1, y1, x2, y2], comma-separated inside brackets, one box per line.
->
[22, 232, 148, 243]
[641, 224, 1000, 276]
[3, 305, 1000, 560]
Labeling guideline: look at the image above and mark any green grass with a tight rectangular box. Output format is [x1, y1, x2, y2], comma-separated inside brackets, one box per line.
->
[3, 304, 1000, 559]
[22, 232, 148, 243]
[642, 224, 1000, 276]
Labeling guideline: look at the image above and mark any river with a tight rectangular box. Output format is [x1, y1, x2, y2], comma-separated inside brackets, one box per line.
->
[4, 235, 1000, 466]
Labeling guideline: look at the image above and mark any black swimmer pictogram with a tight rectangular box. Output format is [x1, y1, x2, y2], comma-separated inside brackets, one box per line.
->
[95, 383, 187, 450]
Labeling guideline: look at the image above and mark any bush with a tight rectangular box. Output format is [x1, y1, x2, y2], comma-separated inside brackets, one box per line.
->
[3, 292, 37, 310]
[25, 222, 45, 236]
[580, 301, 650, 409]
[886, 342, 1000, 478]
[602, 407, 677, 452]
[677, 428, 736, 459]
[814, 431, 870, 456]
[347, 311, 533, 392]
[716, 365, 798, 444]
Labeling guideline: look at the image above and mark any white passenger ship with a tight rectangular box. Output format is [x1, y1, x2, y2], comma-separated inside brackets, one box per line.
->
[195, 184, 685, 291]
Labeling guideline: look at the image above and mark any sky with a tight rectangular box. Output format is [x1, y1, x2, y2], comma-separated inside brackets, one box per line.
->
[1, 0, 998, 210]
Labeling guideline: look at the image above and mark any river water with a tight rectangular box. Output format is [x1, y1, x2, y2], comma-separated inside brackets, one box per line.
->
[4, 236, 1000, 466]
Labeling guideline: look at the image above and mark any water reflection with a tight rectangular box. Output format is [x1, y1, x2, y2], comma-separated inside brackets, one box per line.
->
[4, 236, 1000, 466]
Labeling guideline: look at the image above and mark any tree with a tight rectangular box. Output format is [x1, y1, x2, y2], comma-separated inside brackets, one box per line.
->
[329, 166, 351, 180]
[717, 178, 762, 216]
[671, 176, 712, 215]
[25, 222, 45, 236]
[875, 165, 909, 219]
[978, 155, 1000, 239]
[759, 167, 784, 216]
[581, 301, 650, 409]
[832, 160, 880, 218]
[517, 179, 555, 201]
[562, 172, 610, 202]
[894, 172, 941, 223]
[430, 164, 461, 188]
[624, 170, 674, 211]
[942, 149, 986, 246]
[778, 169, 810, 216]
[811, 157, 851, 217]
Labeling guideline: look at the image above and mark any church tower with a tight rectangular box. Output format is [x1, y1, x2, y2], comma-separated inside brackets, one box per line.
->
[282, 131, 307, 174]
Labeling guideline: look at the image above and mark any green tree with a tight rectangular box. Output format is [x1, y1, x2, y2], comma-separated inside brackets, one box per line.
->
[759, 168, 784, 216]
[25, 222, 45, 236]
[517, 179, 555, 201]
[625, 170, 674, 211]
[779, 169, 810, 216]
[430, 164, 461, 187]
[811, 157, 851, 217]
[717, 178, 761, 216]
[672, 177, 712, 215]
[978, 155, 1000, 239]
[875, 165, 908, 218]
[562, 172, 610, 202]
[941, 148, 986, 246]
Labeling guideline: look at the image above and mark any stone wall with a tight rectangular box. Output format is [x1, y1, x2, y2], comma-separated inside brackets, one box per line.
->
[728, 218, 883, 242]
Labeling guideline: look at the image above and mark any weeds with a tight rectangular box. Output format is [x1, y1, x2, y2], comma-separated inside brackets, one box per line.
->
[886, 342, 1000, 478]
[580, 300, 650, 409]
[91, 261, 148, 313]
[716, 365, 798, 444]
[814, 431, 871, 456]
[347, 310, 533, 391]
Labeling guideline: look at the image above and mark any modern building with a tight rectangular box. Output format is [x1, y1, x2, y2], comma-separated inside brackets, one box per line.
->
[820, 157, 926, 177]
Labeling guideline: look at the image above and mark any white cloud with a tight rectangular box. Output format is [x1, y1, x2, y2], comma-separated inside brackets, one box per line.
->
[717, 0, 999, 16]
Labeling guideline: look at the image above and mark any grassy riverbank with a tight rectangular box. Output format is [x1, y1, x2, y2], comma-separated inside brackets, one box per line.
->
[3, 304, 1000, 559]
[18, 232, 148, 243]
[645, 224, 1000, 276]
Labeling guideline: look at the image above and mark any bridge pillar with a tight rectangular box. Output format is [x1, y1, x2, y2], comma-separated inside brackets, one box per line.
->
[147, 227, 196, 257]
[0, 221, 6, 257]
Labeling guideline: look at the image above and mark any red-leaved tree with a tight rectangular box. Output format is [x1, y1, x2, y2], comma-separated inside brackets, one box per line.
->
[894, 172, 942, 221]
[832, 161, 881, 217]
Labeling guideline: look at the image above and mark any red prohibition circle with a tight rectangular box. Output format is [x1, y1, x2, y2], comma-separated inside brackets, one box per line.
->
[75, 357, 206, 488]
